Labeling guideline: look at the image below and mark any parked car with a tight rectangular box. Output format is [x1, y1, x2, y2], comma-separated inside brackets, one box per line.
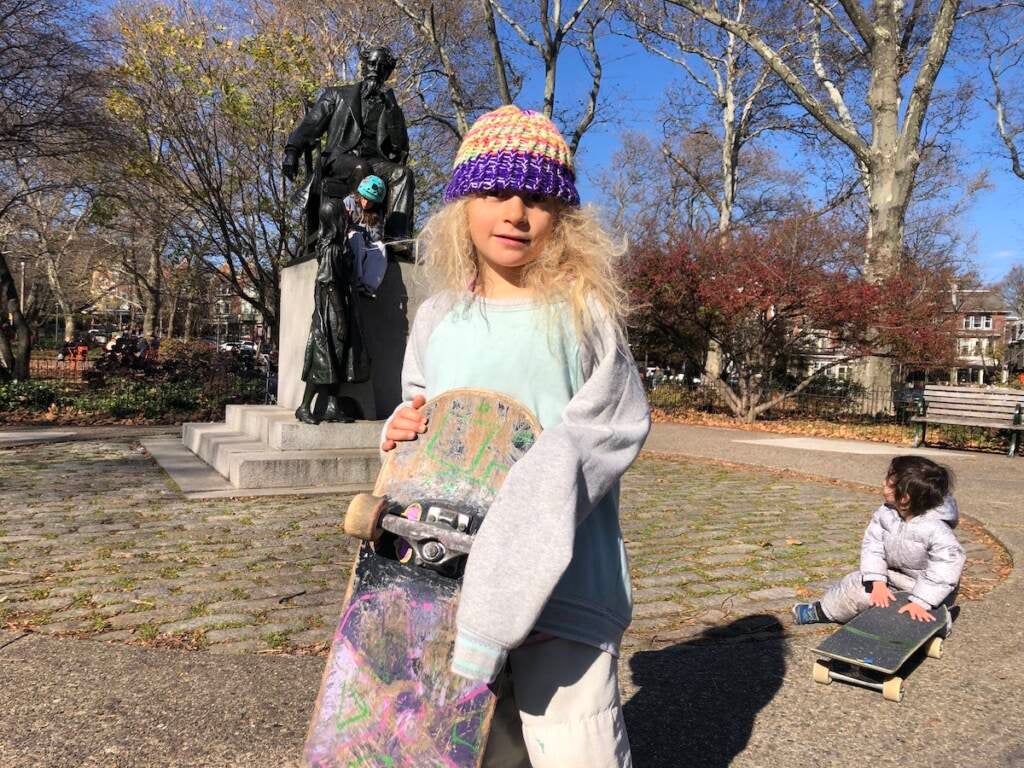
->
[219, 340, 257, 353]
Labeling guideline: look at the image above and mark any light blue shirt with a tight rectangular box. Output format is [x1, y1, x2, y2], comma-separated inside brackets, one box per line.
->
[422, 296, 633, 657]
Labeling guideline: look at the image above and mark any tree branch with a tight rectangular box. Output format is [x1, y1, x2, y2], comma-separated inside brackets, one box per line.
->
[836, 0, 876, 48]
[666, 0, 870, 161]
[898, 0, 960, 161]
[569, 21, 602, 154]
[480, 0, 512, 103]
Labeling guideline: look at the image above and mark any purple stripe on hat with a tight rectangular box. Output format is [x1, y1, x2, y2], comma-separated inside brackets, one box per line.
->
[443, 150, 580, 207]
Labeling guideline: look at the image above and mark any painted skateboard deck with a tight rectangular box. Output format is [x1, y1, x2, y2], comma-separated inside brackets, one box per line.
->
[812, 591, 949, 701]
[302, 388, 541, 767]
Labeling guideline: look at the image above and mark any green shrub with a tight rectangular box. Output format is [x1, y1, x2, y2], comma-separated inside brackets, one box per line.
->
[647, 383, 721, 413]
[0, 379, 65, 411]
[72, 379, 206, 419]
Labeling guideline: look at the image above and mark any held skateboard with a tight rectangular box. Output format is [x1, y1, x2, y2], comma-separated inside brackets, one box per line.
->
[811, 591, 950, 702]
[302, 388, 541, 767]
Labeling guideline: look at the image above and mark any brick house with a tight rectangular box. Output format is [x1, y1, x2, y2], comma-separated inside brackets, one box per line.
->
[1006, 317, 1024, 376]
[950, 287, 1014, 385]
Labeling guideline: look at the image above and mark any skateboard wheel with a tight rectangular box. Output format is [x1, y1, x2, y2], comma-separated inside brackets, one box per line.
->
[882, 676, 905, 702]
[812, 661, 832, 685]
[926, 637, 943, 659]
[344, 494, 387, 541]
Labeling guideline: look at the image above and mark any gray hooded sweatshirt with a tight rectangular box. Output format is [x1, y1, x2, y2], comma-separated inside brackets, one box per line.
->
[860, 495, 966, 609]
[384, 292, 651, 682]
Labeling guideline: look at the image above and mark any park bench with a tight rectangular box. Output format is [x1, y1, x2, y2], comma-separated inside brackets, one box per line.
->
[911, 384, 1024, 457]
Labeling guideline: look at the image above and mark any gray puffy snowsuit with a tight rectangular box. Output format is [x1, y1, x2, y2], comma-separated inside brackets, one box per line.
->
[820, 495, 966, 623]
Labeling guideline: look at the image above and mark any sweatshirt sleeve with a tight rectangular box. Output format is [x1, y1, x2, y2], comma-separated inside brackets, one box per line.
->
[908, 525, 966, 609]
[450, 318, 651, 682]
[859, 507, 889, 583]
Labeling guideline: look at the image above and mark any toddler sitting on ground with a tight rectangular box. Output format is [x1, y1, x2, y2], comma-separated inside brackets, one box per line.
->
[792, 455, 965, 631]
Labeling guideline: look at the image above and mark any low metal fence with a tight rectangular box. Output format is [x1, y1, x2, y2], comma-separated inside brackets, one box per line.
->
[647, 382, 907, 423]
[29, 357, 95, 383]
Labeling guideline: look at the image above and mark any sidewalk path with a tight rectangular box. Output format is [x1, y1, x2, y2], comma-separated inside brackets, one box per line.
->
[0, 423, 1020, 766]
[631, 423, 1023, 768]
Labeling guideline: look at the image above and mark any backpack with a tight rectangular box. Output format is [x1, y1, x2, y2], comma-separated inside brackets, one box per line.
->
[348, 227, 388, 295]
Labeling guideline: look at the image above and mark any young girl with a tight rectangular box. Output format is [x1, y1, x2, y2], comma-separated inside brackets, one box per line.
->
[344, 174, 386, 241]
[382, 105, 650, 768]
[792, 455, 966, 629]
[345, 175, 388, 296]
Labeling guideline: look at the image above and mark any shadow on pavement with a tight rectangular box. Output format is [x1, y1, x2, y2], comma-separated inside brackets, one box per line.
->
[625, 615, 786, 768]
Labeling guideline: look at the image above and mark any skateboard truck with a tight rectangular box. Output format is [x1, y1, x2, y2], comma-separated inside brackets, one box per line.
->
[345, 493, 477, 571]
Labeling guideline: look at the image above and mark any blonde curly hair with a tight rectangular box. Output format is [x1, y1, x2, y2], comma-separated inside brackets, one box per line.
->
[414, 198, 629, 341]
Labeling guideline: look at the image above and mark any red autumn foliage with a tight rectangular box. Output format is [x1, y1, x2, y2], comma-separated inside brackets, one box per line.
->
[627, 216, 956, 421]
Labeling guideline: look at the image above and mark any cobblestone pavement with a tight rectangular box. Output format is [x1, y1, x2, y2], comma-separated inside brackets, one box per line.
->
[0, 440, 1008, 656]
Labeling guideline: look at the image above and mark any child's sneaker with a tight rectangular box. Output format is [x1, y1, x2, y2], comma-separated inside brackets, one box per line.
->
[792, 602, 823, 625]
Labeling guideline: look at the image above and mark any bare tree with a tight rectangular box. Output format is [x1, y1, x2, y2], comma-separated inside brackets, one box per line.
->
[13, 161, 108, 342]
[1000, 264, 1024, 317]
[598, 126, 807, 246]
[0, 0, 105, 378]
[623, 0, 805, 232]
[389, 0, 611, 152]
[981, 6, 1024, 181]
[663, 0, 971, 281]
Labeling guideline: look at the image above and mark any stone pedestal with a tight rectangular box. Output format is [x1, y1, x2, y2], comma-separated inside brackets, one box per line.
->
[279, 259, 426, 419]
[181, 404, 382, 490]
[174, 255, 428, 492]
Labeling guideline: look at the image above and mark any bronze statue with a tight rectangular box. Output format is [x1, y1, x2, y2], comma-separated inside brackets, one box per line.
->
[283, 47, 414, 242]
[282, 47, 414, 425]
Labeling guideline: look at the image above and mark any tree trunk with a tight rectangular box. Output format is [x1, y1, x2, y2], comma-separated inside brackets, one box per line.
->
[0, 253, 32, 379]
[857, 5, 913, 403]
[718, 29, 739, 234]
[143, 247, 161, 337]
[45, 259, 77, 341]
[183, 292, 193, 342]
[167, 291, 179, 338]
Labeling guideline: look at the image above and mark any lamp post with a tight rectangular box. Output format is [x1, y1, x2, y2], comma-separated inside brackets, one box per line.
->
[18, 255, 27, 313]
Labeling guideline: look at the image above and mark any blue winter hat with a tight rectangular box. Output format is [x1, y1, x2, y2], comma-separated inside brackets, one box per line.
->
[358, 175, 386, 204]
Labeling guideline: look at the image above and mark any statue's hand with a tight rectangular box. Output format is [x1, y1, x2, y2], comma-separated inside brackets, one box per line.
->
[282, 150, 299, 182]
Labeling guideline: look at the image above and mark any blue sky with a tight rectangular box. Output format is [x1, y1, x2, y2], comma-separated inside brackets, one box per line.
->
[546, 33, 1022, 284]
[90, 1, 1021, 282]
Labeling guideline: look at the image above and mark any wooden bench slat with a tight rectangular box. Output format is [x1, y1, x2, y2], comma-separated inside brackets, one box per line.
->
[911, 416, 1024, 430]
[921, 393, 1024, 405]
[923, 385, 1024, 395]
[925, 392, 1022, 400]
[927, 406, 1021, 418]
[923, 392, 1024, 405]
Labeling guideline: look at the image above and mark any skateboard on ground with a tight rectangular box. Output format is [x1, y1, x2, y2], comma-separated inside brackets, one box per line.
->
[302, 388, 541, 767]
[810, 591, 949, 702]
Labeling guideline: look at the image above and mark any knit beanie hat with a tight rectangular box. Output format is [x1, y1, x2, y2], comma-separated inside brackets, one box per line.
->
[443, 105, 580, 207]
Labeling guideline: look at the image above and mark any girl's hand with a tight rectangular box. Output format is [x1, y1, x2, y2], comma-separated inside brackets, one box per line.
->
[382, 395, 427, 452]
[898, 602, 936, 622]
[869, 581, 895, 608]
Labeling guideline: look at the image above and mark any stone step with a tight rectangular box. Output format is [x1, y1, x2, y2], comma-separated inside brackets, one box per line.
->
[224, 404, 293, 440]
[182, 421, 381, 489]
[228, 447, 381, 489]
[269, 419, 383, 451]
[182, 423, 266, 478]
[182, 422, 243, 457]
[223, 404, 384, 451]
